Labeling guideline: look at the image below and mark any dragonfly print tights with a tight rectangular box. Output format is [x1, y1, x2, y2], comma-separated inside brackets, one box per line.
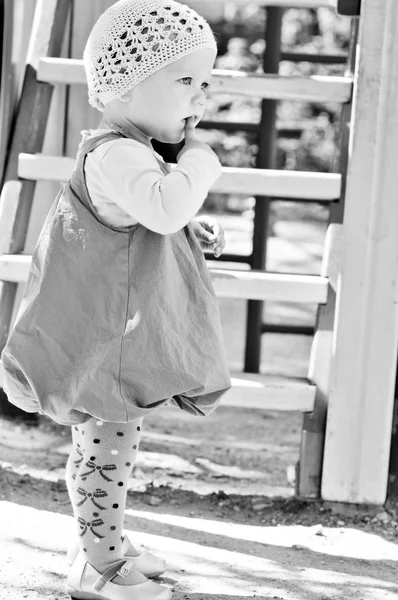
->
[65, 417, 143, 573]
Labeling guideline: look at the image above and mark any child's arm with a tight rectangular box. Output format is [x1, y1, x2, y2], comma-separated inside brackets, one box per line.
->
[99, 127, 221, 235]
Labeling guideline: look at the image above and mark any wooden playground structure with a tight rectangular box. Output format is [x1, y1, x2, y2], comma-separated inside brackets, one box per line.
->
[0, 0, 397, 507]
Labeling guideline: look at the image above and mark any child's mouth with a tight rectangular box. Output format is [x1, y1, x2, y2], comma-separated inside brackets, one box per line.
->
[183, 116, 199, 126]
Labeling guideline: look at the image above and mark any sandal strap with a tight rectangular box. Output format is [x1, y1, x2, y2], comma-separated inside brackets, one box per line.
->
[117, 558, 138, 579]
[93, 559, 126, 592]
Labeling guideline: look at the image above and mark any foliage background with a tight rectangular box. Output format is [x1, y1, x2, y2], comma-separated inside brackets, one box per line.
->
[191, 6, 352, 224]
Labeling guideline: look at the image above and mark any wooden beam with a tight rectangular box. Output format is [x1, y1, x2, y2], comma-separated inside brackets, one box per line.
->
[298, 223, 343, 497]
[0, 255, 30, 283]
[297, 21, 359, 500]
[222, 374, 316, 411]
[0, 0, 14, 185]
[185, 0, 337, 7]
[212, 71, 352, 103]
[322, 0, 398, 505]
[0, 0, 38, 185]
[0, 182, 22, 351]
[37, 58, 352, 103]
[0, 255, 329, 304]
[18, 153, 341, 201]
[38, 57, 83, 84]
[0, 181, 23, 255]
[0, 0, 71, 354]
[18, 153, 75, 183]
[211, 269, 328, 303]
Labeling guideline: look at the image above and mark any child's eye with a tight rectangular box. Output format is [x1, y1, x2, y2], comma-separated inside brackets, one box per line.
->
[179, 78, 211, 93]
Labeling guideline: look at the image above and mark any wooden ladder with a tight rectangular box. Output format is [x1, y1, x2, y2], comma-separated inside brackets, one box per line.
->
[0, 0, 355, 498]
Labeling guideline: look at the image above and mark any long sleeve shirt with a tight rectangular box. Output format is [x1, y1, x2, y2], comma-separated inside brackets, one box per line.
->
[82, 129, 222, 234]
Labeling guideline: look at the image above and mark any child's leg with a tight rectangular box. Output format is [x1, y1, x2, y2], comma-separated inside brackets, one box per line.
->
[65, 436, 84, 497]
[66, 417, 142, 576]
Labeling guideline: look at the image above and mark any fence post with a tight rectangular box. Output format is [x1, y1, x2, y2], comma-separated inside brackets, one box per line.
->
[297, 19, 358, 498]
[322, 0, 398, 504]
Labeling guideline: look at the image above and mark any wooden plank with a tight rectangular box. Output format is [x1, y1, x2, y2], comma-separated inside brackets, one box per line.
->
[0, 181, 23, 255]
[322, 0, 398, 505]
[18, 154, 75, 185]
[0, 255, 329, 304]
[298, 223, 343, 496]
[389, 366, 398, 500]
[0, 255, 28, 284]
[211, 71, 352, 103]
[0, 0, 71, 354]
[186, 0, 337, 7]
[0, 181, 23, 351]
[0, 0, 37, 185]
[0, 0, 14, 185]
[211, 269, 329, 303]
[223, 374, 316, 412]
[37, 58, 353, 103]
[18, 153, 341, 201]
[297, 22, 359, 499]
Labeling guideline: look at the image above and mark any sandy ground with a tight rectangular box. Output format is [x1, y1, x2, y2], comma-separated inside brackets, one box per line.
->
[1, 404, 397, 600]
[1, 498, 398, 600]
[1, 216, 397, 598]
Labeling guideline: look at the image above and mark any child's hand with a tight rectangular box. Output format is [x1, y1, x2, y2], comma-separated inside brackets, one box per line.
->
[184, 116, 198, 144]
[177, 117, 220, 163]
[178, 117, 209, 156]
[191, 216, 226, 258]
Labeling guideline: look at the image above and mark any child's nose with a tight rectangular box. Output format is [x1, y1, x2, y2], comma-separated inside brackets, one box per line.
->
[192, 88, 206, 105]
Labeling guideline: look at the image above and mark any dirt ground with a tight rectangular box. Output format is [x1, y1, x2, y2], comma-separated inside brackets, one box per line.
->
[1, 409, 398, 600]
[1, 216, 398, 598]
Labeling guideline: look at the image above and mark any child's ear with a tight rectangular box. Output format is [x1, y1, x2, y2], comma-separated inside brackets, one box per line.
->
[119, 89, 134, 103]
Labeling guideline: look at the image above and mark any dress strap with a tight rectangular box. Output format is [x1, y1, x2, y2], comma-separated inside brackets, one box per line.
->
[78, 130, 128, 157]
[69, 131, 142, 232]
[68, 130, 169, 232]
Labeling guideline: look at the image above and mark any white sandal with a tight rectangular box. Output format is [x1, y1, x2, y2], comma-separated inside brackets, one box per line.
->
[67, 534, 166, 578]
[66, 553, 172, 600]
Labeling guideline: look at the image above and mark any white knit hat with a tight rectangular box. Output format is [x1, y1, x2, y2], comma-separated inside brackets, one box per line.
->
[83, 0, 217, 111]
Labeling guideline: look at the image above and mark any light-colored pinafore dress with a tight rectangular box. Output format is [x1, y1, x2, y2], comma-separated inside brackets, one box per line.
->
[1, 130, 231, 425]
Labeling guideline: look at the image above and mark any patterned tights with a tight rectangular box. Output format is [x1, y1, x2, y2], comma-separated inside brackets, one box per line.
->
[65, 417, 142, 573]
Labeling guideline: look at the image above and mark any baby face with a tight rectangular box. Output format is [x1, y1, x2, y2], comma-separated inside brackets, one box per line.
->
[124, 48, 216, 143]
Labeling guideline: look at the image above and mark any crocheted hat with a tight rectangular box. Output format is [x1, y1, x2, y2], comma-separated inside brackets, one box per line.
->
[83, 0, 217, 111]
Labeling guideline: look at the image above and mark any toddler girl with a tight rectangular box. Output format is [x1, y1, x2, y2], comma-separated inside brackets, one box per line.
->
[1, 0, 231, 598]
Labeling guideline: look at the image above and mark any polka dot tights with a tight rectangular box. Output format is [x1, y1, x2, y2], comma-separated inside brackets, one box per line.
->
[65, 418, 142, 573]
